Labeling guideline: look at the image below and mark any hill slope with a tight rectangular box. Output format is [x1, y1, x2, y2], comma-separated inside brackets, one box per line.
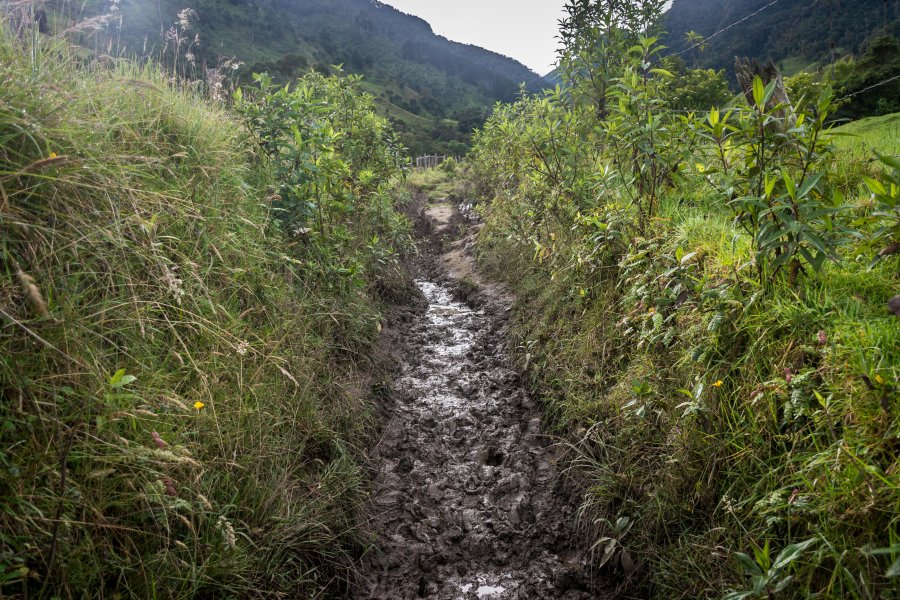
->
[664, 0, 898, 74]
[61, 0, 549, 155]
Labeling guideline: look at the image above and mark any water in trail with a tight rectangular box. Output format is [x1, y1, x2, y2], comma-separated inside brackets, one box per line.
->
[354, 261, 605, 599]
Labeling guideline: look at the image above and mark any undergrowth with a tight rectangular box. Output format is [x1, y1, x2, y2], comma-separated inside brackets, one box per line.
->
[463, 1, 899, 598]
[0, 24, 409, 598]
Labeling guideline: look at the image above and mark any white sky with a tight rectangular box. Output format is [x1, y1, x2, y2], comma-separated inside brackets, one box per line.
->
[382, 1, 569, 75]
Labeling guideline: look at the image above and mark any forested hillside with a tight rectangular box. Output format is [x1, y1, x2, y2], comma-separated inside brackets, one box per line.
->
[662, 0, 900, 118]
[47, 0, 549, 155]
[665, 0, 898, 74]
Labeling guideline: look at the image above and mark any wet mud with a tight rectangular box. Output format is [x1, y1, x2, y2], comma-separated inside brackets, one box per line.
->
[353, 200, 612, 600]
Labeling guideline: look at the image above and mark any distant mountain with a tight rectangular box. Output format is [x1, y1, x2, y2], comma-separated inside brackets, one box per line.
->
[664, 0, 899, 75]
[543, 67, 562, 85]
[62, 0, 550, 155]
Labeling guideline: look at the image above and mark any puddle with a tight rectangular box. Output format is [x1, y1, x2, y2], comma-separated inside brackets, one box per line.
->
[456, 572, 513, 599]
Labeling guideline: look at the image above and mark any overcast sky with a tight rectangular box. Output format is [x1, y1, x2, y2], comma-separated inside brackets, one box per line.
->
[382, 1, 569, 75]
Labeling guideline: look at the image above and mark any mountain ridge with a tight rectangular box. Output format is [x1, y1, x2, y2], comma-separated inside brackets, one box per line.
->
[65, 0, 550, 154]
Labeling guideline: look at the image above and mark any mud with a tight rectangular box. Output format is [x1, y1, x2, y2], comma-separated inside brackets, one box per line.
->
[353, 198, 613, 600]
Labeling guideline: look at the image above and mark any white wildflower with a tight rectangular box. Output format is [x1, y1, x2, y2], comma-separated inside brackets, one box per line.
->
[163, 266, 185, 305]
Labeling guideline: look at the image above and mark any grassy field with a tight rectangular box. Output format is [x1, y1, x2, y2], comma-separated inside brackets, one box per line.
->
[0, 25, 409, 597]
[832, 111, 900, 155]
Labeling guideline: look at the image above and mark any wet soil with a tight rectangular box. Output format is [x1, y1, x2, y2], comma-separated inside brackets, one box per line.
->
[353, 198, 613, 600]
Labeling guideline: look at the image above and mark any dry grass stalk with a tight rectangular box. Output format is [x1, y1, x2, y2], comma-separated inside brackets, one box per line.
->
[17, 154, 67, 174]
[56, 13, 114, 37]
[16, 267, 49, 316]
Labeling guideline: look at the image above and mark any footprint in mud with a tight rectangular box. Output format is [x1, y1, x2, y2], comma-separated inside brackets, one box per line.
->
[354, 276, 611, 600]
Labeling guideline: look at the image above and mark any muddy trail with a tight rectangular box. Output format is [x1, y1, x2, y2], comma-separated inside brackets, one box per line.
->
[352, 199, 616, 600]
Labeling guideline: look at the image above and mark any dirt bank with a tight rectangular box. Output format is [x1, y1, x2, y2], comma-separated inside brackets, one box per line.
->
[352, 196, 615, 600]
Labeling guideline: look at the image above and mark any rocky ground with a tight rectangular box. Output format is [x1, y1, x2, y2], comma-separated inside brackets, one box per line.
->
[352, 198, 615, 600]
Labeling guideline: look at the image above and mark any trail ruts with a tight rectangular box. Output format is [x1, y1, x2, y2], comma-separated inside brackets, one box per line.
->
[352, 197, 616, 600]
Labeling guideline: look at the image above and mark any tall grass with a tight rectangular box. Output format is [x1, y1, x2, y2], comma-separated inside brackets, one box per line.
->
[0, 24, 396, 597]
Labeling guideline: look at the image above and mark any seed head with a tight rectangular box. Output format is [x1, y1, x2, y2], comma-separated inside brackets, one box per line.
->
[16, 268, 49, 317]
[151, 431, 167, 450]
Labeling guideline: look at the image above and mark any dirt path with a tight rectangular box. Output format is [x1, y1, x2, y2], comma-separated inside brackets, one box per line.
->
[353, 199, 613, 600]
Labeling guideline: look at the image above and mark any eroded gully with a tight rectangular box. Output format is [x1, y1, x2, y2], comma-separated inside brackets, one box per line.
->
[353, 200, 613, 600]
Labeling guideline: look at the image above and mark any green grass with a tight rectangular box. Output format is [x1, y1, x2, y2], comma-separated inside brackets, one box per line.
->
[407, 164, 460, 201]
[779, 56, 821, 77]
[477, 200, 899, 599]
[0, 26, 401, 598]
[831, 111, 900, 155]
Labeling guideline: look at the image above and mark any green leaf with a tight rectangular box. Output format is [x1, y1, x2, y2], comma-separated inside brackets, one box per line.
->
[863, 543, 900, 556]
[112, 375, 137, 389]
[772, 538, 818, 571]
[649, 68, 674, 78]
[109, 369, 126, 387]
[864, 176, 887, 196]
[773, 575, 795, 592]
[764, 175, 776, 198]
[875, 152, 900, 172]
[887, 557, 900, 578]
[796, 172, 823, 199]
[735, 552, 763, 576]
[752, 76, 765, 108]
[763, 80, 778, 105]
[769, 251, 792, 271]
[822, 130, 858, 138]
[782, 169, 796, 199]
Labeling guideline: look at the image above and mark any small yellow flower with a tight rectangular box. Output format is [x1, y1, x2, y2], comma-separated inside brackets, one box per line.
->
[579, 288, 586, 297]
[49, 152, 57, 159]
[713, 380, 724, 388]
[648, 307, 656, 315]
[875, 374, 885, 385]
[194, 401, 205, 411]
